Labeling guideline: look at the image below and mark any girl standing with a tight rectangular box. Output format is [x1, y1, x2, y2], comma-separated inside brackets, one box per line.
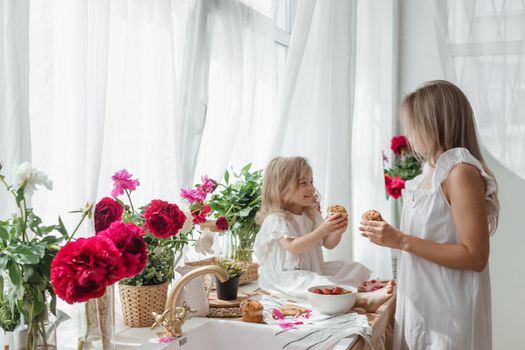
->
[361, 80, 499, 349]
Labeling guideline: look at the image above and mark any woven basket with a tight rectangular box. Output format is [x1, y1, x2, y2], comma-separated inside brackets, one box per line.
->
[185, 258, 259, 285]
[119, 282, 168, 327]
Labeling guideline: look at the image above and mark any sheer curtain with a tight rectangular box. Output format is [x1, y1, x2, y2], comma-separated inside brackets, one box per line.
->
[0, 0, 31, 214]
[433, 0, 525, 180]
[270, 0, 357, 262]
[351, 0, 397, 279]
[192, 0, 277, 182]
[24, 0, 189, 231]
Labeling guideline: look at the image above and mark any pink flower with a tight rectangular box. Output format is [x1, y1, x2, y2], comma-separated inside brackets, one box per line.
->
[180, 188, 206, 204]
[158, 336, 176, 344]
[382, 150, 389, 163]
[191, 205, 211, 225]
[111, 169, 140, 197]
[200, 175, 217, 193]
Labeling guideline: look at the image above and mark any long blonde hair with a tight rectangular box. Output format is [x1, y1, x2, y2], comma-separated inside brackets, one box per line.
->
[256, 156, 318, 225]
[402, 80, 499, 233]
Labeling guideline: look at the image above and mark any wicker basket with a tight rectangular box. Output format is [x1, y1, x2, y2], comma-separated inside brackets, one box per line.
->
[185, 258, 259, 285]
[119, 282, 168, 327]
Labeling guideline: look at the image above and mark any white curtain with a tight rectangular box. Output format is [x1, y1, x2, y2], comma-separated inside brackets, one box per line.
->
[0, 0, 31, 214]
[20, 0, 190, 231]
[192, 0, 277, 182]
[351, 0, 397, 279]
[2, 0, 277, 229]
[269, 0, 357, 262]
[433, 0, 525, 180]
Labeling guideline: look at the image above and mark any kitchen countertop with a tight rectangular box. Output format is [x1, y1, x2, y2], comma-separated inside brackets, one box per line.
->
[57, 281, 396, 349]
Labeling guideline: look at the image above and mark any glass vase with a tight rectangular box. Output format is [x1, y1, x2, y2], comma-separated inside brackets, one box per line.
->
[14, 309, 57, 350]
[77, 286, 115, 350]
[233, 248, 253, 262]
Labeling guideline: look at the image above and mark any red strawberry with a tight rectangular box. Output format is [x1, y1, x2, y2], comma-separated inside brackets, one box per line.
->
[322, 288, 333, 295]
[312, 288, 322, 294]
[332, 287, 344, 295]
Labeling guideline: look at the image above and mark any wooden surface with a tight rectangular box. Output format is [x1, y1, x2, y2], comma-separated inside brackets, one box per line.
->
[351, 293, 397, 350]
[208, 292, 249, 308]
[210, 286, 397, 349]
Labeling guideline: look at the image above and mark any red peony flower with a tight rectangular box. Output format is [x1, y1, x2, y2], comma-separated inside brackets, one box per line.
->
[50, 236, 123, 304]
[191, 205, 211, 225]
[99, 221, 148, 279]
[215, 216, 229, 231]
[390, 135, 409, 155]
[384, 174, 405, 199]
[94, 197, 124, 233]
[144, 199, 186, 238]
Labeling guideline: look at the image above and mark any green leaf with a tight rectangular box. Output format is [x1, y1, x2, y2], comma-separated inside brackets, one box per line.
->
[7, 261, 22, 290]
[57, 216, 69, 237]
[224, 170, 230, 185]
[40, 235, 61, 245]
[12, 245, 40, 264]
[0, 226, 8, 241]
[241, 163, 252, 175]
[238, 207, 252, 218]
[0, 255, 8, 271]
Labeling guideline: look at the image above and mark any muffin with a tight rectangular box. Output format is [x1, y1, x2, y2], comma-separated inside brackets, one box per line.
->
[240, 299, 264, 323]
[361, 209, 383, 221]
[327, 204, 347, 217]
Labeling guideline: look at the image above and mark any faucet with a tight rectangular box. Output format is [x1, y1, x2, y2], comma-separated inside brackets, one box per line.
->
[151, 265, 229, 337]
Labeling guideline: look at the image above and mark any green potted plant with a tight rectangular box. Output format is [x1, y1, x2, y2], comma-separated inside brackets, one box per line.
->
[0, 162, 88, 350]
[207, 164, 263, 261]
[100, 169, 216, 327]
[215, 259, 243, 301]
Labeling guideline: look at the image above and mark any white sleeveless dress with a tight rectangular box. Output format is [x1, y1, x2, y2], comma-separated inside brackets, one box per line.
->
[394, 148, 498, 350]
[253, 211, 370, 299]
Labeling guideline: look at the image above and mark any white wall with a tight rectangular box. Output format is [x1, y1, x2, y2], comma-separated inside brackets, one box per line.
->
[398, 0, 525, 348]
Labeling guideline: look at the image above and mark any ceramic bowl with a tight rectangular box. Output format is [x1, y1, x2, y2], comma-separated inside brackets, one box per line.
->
[306, 285, 357, 315]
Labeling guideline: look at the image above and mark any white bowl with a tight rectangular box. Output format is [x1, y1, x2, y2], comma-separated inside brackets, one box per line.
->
[306, 285, 358, 315]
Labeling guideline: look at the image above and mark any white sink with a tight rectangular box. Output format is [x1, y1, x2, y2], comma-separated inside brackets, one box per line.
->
[143, 320, 280, 350]
[118, 318, 357, 350]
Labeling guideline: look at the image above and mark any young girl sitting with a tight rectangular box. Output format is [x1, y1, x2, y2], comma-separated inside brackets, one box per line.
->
[253, 156, 394, 312]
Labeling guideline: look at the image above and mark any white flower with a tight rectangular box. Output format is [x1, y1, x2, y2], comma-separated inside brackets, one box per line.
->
[15, 162, 53, 197]
[194, 229, 214, 255]
[180, 211, 194, 234]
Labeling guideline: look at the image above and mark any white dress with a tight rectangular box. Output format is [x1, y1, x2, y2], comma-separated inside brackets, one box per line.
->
[394, 148, 498, 350]
[253, 211, 370, 299]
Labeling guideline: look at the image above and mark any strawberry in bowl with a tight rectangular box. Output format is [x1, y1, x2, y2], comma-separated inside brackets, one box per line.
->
[306, 285, 357, 315]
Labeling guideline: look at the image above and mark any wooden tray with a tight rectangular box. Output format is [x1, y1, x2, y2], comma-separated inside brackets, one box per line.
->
[207, 292, 248, 318]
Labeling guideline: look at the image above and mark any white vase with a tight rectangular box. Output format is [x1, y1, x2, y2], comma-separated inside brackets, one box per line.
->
[175, 265, 211, 317]
[1, 329, 15, 350]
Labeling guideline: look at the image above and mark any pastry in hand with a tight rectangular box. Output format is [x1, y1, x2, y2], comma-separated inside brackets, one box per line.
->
[361, 209, 383, 221]
[240, 299, 264, 323]
[327, 204, 347, 217]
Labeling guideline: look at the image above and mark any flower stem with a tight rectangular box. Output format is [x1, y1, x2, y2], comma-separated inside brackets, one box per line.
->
[125, 189, 136, 214]
[67, 204, 92, 243]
